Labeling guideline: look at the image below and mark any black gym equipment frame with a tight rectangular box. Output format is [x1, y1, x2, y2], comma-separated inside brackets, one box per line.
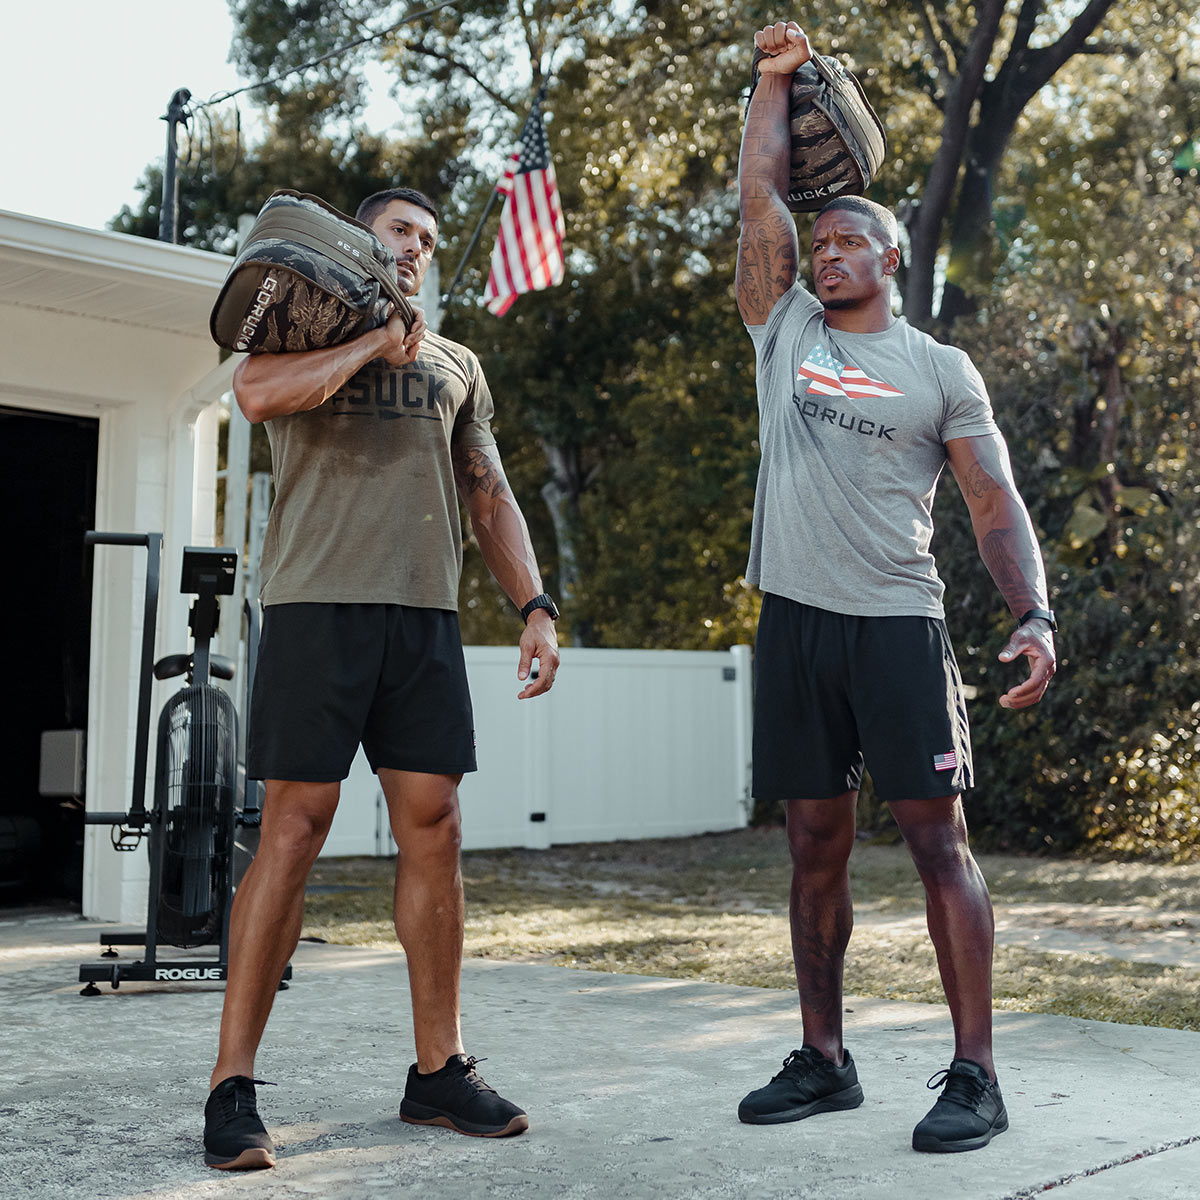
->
[78, 534, 291, 994]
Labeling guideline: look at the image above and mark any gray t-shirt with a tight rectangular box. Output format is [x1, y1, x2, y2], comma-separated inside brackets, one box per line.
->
[746, 283, 999, 618]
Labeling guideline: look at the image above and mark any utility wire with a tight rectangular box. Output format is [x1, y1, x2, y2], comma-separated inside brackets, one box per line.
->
[192, 0, 459, 111]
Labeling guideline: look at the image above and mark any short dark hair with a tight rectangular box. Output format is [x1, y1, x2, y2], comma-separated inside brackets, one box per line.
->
[817, 196, 898, 247]
[356, 187, 439, 229]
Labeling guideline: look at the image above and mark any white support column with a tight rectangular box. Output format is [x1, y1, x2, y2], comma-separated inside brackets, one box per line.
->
[219, 395, 251, 693]
[729, 643, 754, 824]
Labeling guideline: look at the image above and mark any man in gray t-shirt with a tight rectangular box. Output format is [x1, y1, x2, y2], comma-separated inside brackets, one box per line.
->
[734, 20, 1057, 1155]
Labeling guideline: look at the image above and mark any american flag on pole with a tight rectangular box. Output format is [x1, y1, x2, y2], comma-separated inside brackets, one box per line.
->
[483, 88, 565, 316]
[797, 345, 905, 400]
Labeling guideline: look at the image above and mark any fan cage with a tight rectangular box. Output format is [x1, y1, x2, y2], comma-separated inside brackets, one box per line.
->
[155, 685, 237, 949]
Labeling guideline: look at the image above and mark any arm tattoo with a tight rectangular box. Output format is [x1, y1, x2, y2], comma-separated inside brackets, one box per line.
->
[963, 461, 1001, 500]
[453, 445, 509, 498]
[737, 82, 798, 319]
[737, 209, 798, 319]
[979, 528, 1037, 608]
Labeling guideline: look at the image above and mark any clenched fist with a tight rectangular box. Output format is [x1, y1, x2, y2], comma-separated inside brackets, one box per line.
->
[754, 20, 812, 74]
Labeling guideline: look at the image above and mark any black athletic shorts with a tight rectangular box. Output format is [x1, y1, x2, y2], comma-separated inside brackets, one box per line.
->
[247, 603, 477, 782]
[752, 593, 973, 802]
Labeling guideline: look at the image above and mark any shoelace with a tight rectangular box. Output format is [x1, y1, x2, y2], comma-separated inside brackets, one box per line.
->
[459, 1056, 497, 1094]
[775, 1047, 831, 1081]
[926, 1067, 987, 1111]
[213, 1077, 275, 1121]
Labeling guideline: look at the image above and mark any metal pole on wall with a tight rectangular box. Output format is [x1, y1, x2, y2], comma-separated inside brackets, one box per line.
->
[158, 88, 192, 244]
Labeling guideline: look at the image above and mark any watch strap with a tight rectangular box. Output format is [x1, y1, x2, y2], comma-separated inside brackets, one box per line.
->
[1018, 607, 1057, 633]
[520, 593, 559, 623]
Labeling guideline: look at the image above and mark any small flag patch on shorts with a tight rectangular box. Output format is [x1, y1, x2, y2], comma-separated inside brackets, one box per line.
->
[933, 751, 958, 772]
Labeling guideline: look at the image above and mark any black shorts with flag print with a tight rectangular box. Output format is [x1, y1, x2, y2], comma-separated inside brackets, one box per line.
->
[752, 593, 973, 802]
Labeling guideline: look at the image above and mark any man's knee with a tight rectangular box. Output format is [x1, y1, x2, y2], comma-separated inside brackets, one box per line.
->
[785, 794, 858, 868]
[258, 782, 339, 866]
[262, 812, 335, 866]
[890, 795, 975, 883]
[415, 796, 463, 849]
[384, 772, 463, 854]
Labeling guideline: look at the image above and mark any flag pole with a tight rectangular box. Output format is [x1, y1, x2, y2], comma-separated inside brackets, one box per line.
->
[441, 85, 548, 309]
[440, 188, 502, 309]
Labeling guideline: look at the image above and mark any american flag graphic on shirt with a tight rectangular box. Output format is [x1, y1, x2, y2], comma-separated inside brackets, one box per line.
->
[796, 344, 905, 400]
[933, 751, 959, 772]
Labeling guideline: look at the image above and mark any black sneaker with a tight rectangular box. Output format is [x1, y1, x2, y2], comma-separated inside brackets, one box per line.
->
[203, 1075, 276, 1170]
[400, 1054, 529, 1138]
[738, 1045, 865, 1124]
[912, 1058, 1009, 1153]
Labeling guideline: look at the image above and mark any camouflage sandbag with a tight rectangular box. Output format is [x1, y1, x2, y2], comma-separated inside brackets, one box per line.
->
[209, 190, 415, 354]
[749, 49, 886, 212]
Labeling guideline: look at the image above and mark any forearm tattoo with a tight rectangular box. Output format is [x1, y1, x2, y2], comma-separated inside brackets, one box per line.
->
[979, 527, 1040, 611]
[737, 91, 798, 317]
[737, 209, 798, 315]
[453, 445, 509, 498]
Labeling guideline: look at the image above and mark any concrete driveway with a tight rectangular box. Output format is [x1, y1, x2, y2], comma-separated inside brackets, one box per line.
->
[3, 913, 1197, 1199]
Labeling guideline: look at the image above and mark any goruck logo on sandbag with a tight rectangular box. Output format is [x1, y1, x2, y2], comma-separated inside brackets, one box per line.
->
[234, 273, 281, 351]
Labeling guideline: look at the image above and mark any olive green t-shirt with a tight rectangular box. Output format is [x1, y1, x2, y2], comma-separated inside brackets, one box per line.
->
[258, 331, 496, 610]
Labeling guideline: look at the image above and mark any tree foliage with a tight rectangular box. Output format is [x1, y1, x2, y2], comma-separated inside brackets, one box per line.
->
[114, 0, 1200, 856]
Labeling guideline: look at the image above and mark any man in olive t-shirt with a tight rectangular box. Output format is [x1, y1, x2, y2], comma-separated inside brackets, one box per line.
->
[202, 187, 560, 1170]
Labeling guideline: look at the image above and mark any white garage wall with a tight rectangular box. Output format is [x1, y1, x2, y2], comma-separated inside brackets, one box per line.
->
[321, 644, 753, 857]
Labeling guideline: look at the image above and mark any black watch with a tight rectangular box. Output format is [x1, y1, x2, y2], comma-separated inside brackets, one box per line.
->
[520, 593, 559, 623]
[1018, 607, 1057, 633]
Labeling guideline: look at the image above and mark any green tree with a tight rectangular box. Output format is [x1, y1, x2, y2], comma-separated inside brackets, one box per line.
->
[113, 0, 1199, 854]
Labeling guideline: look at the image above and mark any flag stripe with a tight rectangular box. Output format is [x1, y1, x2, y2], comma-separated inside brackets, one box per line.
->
[483, 93, 565, 316]
[794, 346, 905, 401]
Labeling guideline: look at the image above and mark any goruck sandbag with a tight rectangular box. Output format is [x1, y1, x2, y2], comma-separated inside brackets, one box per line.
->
[210, 190, 415, 354]
[749, 49, 886, 212]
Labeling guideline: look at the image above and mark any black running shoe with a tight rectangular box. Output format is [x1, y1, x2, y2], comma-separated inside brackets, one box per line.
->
[738, 1045, 865, 1125]
[203, 1075, 276, 1170]
[912, 1058, 1008, 1153]
[400, 1054, 529, 1138]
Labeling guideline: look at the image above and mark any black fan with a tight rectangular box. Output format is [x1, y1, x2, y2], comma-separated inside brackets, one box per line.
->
[155, 684, 238, 948]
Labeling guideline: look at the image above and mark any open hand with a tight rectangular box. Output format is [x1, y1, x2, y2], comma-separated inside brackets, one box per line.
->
[754, 21, 812, 74]
[516, 611, 560, 700]
[997, 621, 1056, 709]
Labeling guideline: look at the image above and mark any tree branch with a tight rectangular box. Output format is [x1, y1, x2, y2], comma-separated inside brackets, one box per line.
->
[402, 40, 522, 112]
[905, 0, 1007, 327]
[917, 1, 954, 83]
[929, 1, 965, 63]
[518, 0, 544, 85]
[1006, 0, 1119, 111]
[1008, 0, 1042, 63]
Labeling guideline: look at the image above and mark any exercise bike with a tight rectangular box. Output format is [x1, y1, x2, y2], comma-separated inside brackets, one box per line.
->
[79, 533, 291, 994]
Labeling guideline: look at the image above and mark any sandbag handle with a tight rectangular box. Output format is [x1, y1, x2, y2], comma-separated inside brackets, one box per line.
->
[359, 254, 416, 330]
[810, 53, 843, 88]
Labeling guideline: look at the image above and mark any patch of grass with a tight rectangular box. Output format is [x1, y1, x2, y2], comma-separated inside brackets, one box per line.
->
[302, 829, 1200, 1031]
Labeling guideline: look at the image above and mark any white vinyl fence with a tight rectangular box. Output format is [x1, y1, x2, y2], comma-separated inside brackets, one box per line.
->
[320, 644, 753, 857]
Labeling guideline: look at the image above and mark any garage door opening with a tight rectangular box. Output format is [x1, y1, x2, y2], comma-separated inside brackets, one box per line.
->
[0, 405, 98, 909]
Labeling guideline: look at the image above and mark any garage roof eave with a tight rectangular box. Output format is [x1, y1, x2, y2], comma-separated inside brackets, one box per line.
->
[0, 208, 234, 336]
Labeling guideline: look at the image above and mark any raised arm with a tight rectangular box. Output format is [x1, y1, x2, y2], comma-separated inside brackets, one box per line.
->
[736, 21, 811, 325]
[232, 307, 427, 423]
[452, 443, 560, 699]
[946, 433, 1056, 710]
